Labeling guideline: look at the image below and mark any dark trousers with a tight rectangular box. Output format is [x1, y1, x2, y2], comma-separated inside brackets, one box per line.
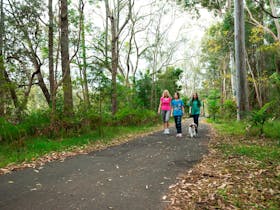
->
[192, 114, 199, 132]
[174, 116, 182, 133]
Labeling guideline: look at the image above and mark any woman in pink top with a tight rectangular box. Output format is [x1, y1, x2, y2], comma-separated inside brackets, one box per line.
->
[157, 90, 172, 134]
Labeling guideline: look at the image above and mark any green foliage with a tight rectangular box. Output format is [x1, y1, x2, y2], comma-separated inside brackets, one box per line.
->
[134, 67, 182, 110]
[221, 99, 236, 119]
[0, 124, 159, 168]
[211, 119, 280, 164]
[270, 72, 280, 87]
[135, 71, 153, 109]
[247, 102, 273, 135]
[157, 66, 183, 94]
[211, 118, 280, 141]
[19, 110, 51, 136]
[0, 105, 159, 144]
[0, 111, 51, 142]
[222, 144, 280, 164]
[0, 117, 21, 142]
[270, 73, 280, 116]
[114, 108, 158, 126]
[264, 120, 280, 140]
[207, 90, 220, 120]
[209, 119, 246, 136]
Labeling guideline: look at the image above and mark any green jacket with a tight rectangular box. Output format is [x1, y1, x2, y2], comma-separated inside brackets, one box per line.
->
[188, 99, 201, 115]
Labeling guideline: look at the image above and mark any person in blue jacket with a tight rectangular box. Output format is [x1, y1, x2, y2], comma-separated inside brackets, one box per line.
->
[171, 92, 185, 137]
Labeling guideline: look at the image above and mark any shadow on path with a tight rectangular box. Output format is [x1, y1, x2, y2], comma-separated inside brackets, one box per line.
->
[0, 120, 210, 210]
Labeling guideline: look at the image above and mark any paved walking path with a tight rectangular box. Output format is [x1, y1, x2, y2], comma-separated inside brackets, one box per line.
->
[0, 120, 210, 210]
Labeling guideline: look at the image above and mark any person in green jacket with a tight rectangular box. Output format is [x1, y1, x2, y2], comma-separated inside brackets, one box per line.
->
[188, 93, 202, 134]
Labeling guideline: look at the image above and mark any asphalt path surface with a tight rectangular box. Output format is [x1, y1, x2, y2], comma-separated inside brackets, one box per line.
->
[0, 120, 210, 210]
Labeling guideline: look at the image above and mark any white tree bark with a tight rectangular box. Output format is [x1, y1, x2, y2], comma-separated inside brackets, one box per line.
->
[234, 0, 249, 120]
[269, 0, 280, 40]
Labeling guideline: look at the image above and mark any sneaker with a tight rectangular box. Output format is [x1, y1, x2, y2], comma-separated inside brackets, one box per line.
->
[178, 133, 182, 138]
[166, 129, 170, 134]
[163, 129, 167, 134]
[176, 134, 179, 137]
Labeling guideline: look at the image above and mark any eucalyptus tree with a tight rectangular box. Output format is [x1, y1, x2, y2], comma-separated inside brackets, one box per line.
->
[48, 0, 54, 115]
[144, 1, 182, 110]
[105, 0, 133, 115]
[245, 0, 280, 72]
[79, 0, 90, 108]
[60, 0, 74, 116]
[118, 1, 154, 86]
[67, 0, 90, 109]
[4, 0, 50, 119]
[0, 0, 4, 116]
[178, 0, 249, 119]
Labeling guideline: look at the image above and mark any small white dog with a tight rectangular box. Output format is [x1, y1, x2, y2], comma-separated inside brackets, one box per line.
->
[188, 123, 197, 138]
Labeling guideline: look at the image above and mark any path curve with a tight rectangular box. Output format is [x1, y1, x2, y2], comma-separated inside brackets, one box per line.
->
[0, 120, 210, 210]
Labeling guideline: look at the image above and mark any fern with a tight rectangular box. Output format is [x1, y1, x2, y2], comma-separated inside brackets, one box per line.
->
[248, 101, 274, 135]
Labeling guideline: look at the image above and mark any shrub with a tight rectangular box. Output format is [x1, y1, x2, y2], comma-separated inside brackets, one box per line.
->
[264, 119, 280, 140]
[0, 117, 21, 142]
[207, 90, 220, 120]
[114, 108, 158, 126]
[221, 99, 236, 119]
[247, 102, 273, 136]
[19, 110, 51, 136]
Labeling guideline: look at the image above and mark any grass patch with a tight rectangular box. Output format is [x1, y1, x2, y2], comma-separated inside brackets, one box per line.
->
[212, 119, 280, 164]
[220, 144, 280, 164]
[207, 118, 246, 136]
[0, 124, 159, 168]
[209, 118, 280, 140]
[232, 145, 280, 163]
[213, 119, 280, 209]
[264, 120, 280, 140]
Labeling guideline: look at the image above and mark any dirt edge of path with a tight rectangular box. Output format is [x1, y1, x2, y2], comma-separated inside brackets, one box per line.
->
[165, 122, 280, 210]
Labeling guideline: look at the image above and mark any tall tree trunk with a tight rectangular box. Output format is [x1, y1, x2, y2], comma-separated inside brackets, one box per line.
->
[230, 50, 236, 99]
[269, 0, 280, 40]
[61, 0, 73, 116]
[234, 0, 249, 120]
[111, 15, 118, 115]
[220, 54, 229, 105]
[0, 0, 4, 116]
[269, 0, 280, 73]
[246, 52, 262, 107]
[105, 1, 109, 66]
[105, 0, 132, 115]
[80, 0, 90, 108]
[49, 0, 55, 118]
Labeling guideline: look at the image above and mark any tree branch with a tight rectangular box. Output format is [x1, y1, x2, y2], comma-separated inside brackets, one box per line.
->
[245, 5, 278, 41]
[253, 0, 280, 19]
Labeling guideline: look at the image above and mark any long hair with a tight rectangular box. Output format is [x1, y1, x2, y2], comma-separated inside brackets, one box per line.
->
[191, 93, 201, 106]
[192, 93, 199, 101]
[162, 89, 171, 98]
[174, 91, 180, 99]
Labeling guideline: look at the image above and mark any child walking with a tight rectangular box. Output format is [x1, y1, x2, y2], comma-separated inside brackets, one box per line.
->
[171, 92, 184, 137]
[158, 90, 172, 134]
[188, 92, 202, 134]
